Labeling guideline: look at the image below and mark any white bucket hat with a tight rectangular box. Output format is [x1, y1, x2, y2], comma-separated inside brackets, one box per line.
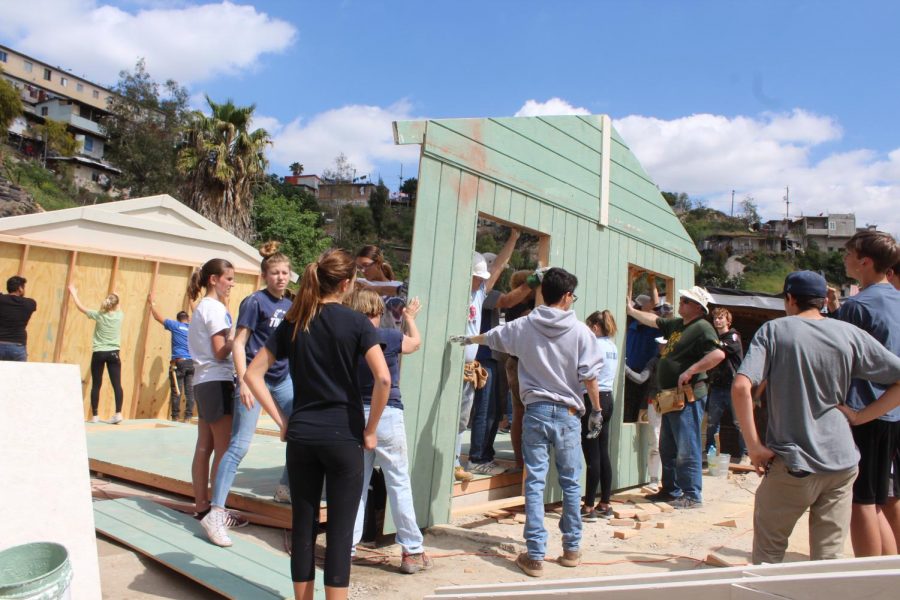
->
[678, 286, 713, 314]
[472, 252, 491, 280]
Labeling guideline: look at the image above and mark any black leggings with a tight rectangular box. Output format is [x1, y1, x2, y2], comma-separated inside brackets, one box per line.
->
[90, 350, 123, 416]
[581, 391, 614, 505]
[287, 441, 363, 588]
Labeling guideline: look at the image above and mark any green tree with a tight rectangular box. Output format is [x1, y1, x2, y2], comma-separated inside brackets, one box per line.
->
[400, 177, 417, 203]
[254, 174, 321, 218]
[288, 162, 304, 176]
[177, 96, 270, 240]
[322, 152, 355, 182]
[335, 205, 375, 250]
[31, 119, 79, 157]
[662, 191, 691, 213]
[103, 59, 189, 197]
[0, 68, 23, 144]
[740, 196, 761, 227]
[368, 178, 389, 236]
[253, 190, 331, 268]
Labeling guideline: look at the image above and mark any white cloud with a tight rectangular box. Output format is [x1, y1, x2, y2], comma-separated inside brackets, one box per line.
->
[515, 98, 590, 117]
[266, 101, 421, 180]
[0, 1, 296, 85]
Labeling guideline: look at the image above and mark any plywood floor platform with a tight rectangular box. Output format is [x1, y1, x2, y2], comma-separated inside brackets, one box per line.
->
[94, 497, 323, 599]
[87, 419, 296, 522]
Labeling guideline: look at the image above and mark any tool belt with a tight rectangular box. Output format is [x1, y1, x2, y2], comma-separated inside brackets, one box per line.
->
[463, 360, 489, 390]
[654, 385, 695, 415]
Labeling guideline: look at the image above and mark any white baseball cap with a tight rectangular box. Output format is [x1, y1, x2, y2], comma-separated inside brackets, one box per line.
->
[472, 252, 491, 279]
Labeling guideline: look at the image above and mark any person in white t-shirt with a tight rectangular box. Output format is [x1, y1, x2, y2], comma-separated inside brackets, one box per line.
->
[187, 258, 237, 519]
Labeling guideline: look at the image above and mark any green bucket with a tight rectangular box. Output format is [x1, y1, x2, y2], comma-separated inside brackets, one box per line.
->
[0, 543, 72, 600]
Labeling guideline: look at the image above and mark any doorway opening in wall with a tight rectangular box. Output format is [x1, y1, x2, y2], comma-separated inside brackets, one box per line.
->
[453, 215, 548, 516]
[623, 266, 674, 425]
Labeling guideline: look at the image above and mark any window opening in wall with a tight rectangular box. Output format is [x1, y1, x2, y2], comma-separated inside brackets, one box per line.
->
[453, 216, 545, 490]
[76, 83, 84, 92]
[84, 137, 94, 152]
[23, 60, 33, 72]
[92, 90, 99, 99]
[0, 51, 7, 62]
[623, 267, 674, 424]
[43, 68, 51, 81]
[40, 107, 48, 116]
[60, 77, 68, 87]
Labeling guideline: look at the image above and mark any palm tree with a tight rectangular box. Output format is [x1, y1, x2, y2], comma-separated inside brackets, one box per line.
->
[289, 162, 304, 177]
[177, 96, 270, 239]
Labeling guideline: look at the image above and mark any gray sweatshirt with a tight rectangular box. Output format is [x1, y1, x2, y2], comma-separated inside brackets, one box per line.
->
[483, 304, 603, 415]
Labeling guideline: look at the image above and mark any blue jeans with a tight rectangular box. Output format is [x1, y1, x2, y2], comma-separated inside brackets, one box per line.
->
[352, 406, 424, 554]
[522, 401, 583, 560]
[0, 342, 26, 361]
[468, 358, 499, 464]
[705, 385, 747, 457]
[211, 376, 294, 508]
[659, 395, 705, 502]
[455, 381, 475, 467]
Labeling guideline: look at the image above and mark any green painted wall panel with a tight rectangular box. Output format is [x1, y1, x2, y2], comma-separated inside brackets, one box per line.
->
[397, 115, 701, 527]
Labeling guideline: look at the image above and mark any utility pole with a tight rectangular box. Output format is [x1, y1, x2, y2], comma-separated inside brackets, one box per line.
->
[731, 190, 735, 217]
[784, 186, 790, 219]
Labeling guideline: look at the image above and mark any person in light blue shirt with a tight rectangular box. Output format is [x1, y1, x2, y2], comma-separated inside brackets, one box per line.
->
[149, 296, 194, 421]
[580, 310, 620, 521]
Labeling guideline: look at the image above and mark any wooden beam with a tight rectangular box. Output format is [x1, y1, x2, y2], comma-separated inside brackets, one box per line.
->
[130, 261, 160, 419]
[18, 244, 30, 275]
[53, 250, 78, 362]
[107, 255, 120, 294]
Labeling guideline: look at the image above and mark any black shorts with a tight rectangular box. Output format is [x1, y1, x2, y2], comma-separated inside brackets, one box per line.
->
[193, 380, 235, 424]
[852, 419, 900, 505]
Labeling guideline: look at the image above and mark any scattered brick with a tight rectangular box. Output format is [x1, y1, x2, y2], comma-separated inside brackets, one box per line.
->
[609, 518, 636, 527]
[715, 519, 738, 528]
[635, 512, 652, 522]
[656, 522, 668, 529]
[614, 529, 638, 540]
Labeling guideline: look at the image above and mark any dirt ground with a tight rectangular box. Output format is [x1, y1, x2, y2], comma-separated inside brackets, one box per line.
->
[96, 468, 849, 599]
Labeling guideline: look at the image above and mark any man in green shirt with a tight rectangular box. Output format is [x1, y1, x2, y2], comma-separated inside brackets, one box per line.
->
[626, 285, 724, 509]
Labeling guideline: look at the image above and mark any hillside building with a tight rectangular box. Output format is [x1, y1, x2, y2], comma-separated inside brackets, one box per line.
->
[0, 44, 120, 189]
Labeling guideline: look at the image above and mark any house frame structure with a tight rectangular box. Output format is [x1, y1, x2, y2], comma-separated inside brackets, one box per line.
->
[394, 114, 700, 527]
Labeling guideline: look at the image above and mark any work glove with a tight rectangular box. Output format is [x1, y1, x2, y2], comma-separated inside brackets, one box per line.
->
[449, 335, 475, 346]
[586, 409, 603, 439]
[526, 266, 552, 289]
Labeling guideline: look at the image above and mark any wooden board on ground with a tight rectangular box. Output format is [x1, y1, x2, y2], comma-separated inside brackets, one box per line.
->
[87, 419, 322, 522]
[94, 497, 321, 599]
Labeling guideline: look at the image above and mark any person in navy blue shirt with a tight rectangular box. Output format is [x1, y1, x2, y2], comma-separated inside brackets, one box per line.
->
[827, 230, 900, 557]
[148, 295, 194, 421]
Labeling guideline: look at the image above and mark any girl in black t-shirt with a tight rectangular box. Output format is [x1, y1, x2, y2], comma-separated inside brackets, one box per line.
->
[244, 249, 390, 600]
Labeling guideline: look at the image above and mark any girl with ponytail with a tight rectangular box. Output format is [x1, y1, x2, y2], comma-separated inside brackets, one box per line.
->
[244, 248, 390, 599]
[201, 243, 295, 547]
[68, 286, 124, 424]
[186, 258, 238, 522]
[580, 309, 620, 521]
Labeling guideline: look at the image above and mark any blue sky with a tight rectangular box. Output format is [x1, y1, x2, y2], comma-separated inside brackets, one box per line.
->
[3, 1, 899, 234]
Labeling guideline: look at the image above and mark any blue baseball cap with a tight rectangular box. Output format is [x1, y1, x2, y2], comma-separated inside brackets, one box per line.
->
[783, 270, 827, 298]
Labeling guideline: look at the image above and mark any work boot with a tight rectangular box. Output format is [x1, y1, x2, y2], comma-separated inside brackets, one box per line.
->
[644, 489, 675, 502]
[454, 466, 473, 482]
[515, 553, 543, 577]
[558, 549, 581, 568]
[399, 552, 433, 574]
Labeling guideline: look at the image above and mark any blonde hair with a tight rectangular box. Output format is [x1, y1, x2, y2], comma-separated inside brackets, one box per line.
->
[347, 289, 384, 318]
[100, 293, 120, 313]
[586, 309, 617, 337]
[286, 249, 356, 337]
[357, 245, 395, 280]
[259, 240, 291, 275]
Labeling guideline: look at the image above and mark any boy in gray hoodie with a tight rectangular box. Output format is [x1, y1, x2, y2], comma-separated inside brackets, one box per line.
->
[454, 267, 604, 577]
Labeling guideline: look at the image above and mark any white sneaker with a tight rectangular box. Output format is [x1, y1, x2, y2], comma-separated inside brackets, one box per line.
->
[88, 415, 100, 423]
[469, 461, 507, 476]
[109, 413, 124, 425]
[739, 455, 752, 466]
[273, 484, 291, 504]
[201, 509, 233, 547]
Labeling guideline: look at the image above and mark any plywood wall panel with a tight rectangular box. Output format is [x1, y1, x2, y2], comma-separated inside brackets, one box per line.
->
[0, 241, 21, 277]
[23, 246, 70, 363]
[58, 252, 115, 417]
